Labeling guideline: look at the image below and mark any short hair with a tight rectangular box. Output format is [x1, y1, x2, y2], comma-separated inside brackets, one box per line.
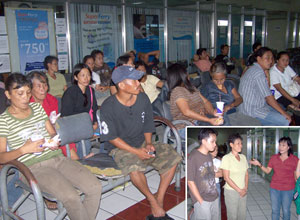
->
[198, 128, 218, 145]
[83, 55, 94, 64]
[135, 60, 146, 69]
[279, 137, 293, 156]
[196, 48, 207, 56]
[26, 71, 49, 90]
[44, 56, 58, 70]
[254, 47, 272, 59]
[210, 61, 227, 75]
[227, 133, 242, 146]
[91, 50, 103, 59]
[221, 44, 229, 51]
[276, 51, 289, 61]
[252, 42, 262, 52]
[116, 54, 131, 67]
[5, 73, 31, 92]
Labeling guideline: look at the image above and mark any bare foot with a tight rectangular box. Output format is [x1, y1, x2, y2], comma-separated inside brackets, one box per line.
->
[149, 199, 165, 217]
[44, 199, 57, 210]
[84, 152, 95, 159]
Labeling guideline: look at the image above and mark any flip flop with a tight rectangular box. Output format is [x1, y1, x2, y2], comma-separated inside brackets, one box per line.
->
[44, 199, 57, 210]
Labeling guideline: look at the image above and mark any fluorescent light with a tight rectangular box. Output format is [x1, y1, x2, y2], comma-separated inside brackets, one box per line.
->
[133, 2, 144, 4]
[218, 20, 228, 26]
[244, 21, 253, 26]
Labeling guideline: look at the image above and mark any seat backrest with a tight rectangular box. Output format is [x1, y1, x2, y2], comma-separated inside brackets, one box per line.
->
[55, 112, 93, 146]
[162, 101, 173, 121]
[198, 70, 211, 86]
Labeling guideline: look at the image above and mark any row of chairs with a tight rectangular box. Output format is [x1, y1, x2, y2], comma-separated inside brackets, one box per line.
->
[0, 111, 183, 219]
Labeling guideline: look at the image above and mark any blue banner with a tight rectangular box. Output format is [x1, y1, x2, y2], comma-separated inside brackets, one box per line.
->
[16, 10, 50, 73]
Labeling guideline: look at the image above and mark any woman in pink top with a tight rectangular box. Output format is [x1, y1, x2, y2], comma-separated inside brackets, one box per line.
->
[250, 137, 298, 220]
[193, 48, 212, 72]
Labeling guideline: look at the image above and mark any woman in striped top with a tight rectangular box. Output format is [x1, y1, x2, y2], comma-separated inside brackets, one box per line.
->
[0, 73, 102, 220]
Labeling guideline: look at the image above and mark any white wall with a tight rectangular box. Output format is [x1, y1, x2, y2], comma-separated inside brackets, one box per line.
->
[266, 18, 287, 52]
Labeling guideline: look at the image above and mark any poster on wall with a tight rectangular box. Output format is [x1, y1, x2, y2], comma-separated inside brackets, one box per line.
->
[133, 14, 159, 53]
[232, 26, 239, 45]
[15, 9, 50, 73]
[244, 27, 252, 46]
[81, 12, 114, 66]
[172, 16, 193, 40]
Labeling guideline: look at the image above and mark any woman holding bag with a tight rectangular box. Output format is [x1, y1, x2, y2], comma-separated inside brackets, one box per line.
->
[270, 52, 300, 110]
[61, 63, 98, 159]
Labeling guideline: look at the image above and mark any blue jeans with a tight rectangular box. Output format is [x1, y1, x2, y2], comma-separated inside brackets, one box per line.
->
[256, 108, 289, 126]
[270, 187, 294, 220]
[0, 171, 23, 216]
[76, 139, 92, 159]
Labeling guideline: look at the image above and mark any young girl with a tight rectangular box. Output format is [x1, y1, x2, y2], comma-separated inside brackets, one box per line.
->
[0, 73, 101, 220]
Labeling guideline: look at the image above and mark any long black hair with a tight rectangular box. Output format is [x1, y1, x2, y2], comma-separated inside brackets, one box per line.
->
[167, 63, 195, 99]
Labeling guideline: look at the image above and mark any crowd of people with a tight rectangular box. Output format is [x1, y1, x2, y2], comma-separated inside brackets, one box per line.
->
[1, 39, 300, 220]
[188, 128, 300, 220]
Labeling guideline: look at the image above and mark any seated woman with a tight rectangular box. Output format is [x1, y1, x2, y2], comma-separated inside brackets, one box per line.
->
[193, 48, 212, 72]
[270, 51, 300, 111]
[202, 62, 242, 114]
[61, 64, 98, 159]
[167, 63, 226, 137]
[27, 71, 79, 161]
[0, 73, 102, 220]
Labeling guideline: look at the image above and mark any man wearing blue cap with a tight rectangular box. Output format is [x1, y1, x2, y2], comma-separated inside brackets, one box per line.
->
[100, 65, 181, 220]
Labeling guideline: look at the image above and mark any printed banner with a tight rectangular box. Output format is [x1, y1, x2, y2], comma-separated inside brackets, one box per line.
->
[15, 9, 50, 73]
[133, 14, 159, 54]
[172, 16, 193, 40]
[81, 12, 114, 66]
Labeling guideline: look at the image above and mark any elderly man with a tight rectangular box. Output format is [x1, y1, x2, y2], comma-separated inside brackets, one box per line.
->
[100, 65, 181, 220]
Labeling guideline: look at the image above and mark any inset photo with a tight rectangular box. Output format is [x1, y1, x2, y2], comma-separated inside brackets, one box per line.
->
[186, 127, 300, 220]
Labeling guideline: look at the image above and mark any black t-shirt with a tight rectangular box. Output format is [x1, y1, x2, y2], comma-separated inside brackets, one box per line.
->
[215, 54, 235, 74]
[0, 88, 8, 114]
[187, 149, 218, 204]
[61, 85, 98, 123]
[146, 57, 160, 75]
[100, 92, 155, 152]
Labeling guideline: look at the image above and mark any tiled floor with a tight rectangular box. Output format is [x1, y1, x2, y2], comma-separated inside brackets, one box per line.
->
[16, 167, 186, 220]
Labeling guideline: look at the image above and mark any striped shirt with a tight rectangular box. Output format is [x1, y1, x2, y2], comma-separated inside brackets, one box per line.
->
[0, 103, 62, 166]
[170, 86, 207, 129]
[238, 63, 271, 118]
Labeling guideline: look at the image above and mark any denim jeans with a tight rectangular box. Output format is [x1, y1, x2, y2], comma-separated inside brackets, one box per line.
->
[270, 187, 294, 220]
[256, 108, 289, 126]
[76, 139, 92, 159]
[0, 170, 23, 216]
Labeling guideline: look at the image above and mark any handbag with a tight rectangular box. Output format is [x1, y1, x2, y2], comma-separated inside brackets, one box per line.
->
[287, 80, 300, 97]
[89, 86, 94, 122]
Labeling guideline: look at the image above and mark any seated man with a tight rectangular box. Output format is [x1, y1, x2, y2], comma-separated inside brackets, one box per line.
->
[100, 65, 182, 219]
[215, 44, 235, 74]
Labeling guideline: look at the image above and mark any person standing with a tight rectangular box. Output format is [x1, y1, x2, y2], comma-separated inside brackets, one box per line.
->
[251, 137, 298, 220]
[220, 133, 248, 220]
[187, 128, 219, 220]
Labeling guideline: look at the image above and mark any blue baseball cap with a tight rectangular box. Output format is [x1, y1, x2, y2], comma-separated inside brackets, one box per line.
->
[112, 65, 144, 84]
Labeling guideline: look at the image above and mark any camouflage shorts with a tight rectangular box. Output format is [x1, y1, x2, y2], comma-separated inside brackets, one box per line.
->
[109, 142, 182, 176]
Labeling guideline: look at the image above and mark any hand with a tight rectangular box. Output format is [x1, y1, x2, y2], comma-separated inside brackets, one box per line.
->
[283, 112, 292, 123]
[22, 139, 46, 154]
[249, 159, 261, 167]
[291, 99, 300, 108]
[93, 123, 98, 130]
[213, 109, 223, 117]
[239, 188, 247, 197]
[223, 105, 232, 113]
[135, 147, 154, 160]
[145, 143, 156, 152]
[209, 117, 223, 126]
